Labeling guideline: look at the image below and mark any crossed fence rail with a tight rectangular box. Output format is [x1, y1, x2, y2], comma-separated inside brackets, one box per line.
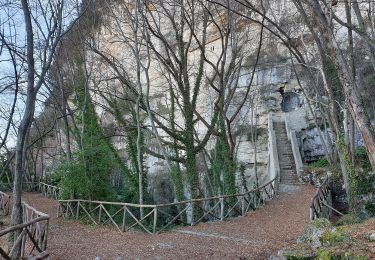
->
[0, 177, 277, 257]
[58, 177, 277, 234]
[0, 182, 59, 200]
[38, 182, 60, 200]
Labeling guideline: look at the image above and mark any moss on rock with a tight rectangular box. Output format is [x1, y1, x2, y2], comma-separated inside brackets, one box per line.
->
[321, 227, 350, 246]
[316, 242, 368, 260]
[298, 218, 332, 249]
[281, 246, 315, 260]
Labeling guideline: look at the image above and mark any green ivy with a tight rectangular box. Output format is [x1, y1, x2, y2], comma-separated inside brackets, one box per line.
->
[308, 158, 330, 172]
[208, 118, 237, 196]
[338, 134, 358, 209]
[55, 60, 118, 201]
[107, 98, 149, 203]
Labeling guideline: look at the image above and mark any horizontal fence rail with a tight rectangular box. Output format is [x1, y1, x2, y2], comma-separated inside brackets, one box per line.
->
[39, 182, 59, 200]
[58, 177, 277, 234]
[0, 182, 59, 199]
[310, 177, 332, 220]
[0, 182, 39, 192]
[0, 191, 50, 259]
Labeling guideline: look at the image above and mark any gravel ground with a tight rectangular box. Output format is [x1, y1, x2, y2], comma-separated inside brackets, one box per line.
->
[22, 184, 316, 260]
[351, 218, 375, 258]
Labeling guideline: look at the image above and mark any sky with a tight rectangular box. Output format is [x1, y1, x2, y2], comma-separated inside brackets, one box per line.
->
[0, 0, 79, 151]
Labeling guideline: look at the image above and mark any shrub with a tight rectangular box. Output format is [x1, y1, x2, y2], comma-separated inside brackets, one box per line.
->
[335, 214, 362, 226]
[355, 147, 372, 173]
[308, 158, 330, 170]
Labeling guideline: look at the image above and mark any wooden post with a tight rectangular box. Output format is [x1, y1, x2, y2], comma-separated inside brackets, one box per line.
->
[98, 204, 102, 223]
[220, 198, 224, 221]
[153, 207, 157, 234]
[241, 196, 244, 216]
[44, 219, 49, 251]
[57, 203, 60, 218]
[76, 201, 80, 220]
[20, 229, 26, 257]
[122, 206, 127, 232]
[190, 203, 194, 226]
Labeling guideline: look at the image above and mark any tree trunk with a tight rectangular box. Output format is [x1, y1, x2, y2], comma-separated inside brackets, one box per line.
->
[305, 0, 375, 176]
[11, 3, 36, 258]
[12, 0, 35, 217]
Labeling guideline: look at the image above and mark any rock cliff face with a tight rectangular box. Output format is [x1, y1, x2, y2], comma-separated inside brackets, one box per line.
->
[32, 0, 335, 203]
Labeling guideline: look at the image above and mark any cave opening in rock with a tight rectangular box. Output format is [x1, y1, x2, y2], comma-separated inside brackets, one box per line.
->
[281, 92, 300, 112]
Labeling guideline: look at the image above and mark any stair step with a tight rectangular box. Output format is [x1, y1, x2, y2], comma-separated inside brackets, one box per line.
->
[281, 173, 297, 176]
[274, 120, 299, 186]
[280, 162, 293, 166]
[282, 171, 297, 174]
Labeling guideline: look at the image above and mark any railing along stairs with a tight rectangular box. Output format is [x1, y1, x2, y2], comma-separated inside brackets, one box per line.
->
[309, 177, 332, 220]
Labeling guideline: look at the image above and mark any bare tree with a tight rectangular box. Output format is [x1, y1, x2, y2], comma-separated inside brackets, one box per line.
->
[0, 0, 81, 256]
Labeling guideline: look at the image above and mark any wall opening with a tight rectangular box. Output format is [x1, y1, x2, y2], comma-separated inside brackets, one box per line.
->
[281, 92, 300, 112]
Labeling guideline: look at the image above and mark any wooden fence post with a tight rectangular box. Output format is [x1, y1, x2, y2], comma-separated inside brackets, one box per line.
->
[122, 206, 127, 232]
[220, 198, 224, 221]
[153, 208, 158, 234]
[98, 205, 102, 223]
[241, 196, 244, 216]
[44, 219, 49, 251]
[76, 202, 80, 220]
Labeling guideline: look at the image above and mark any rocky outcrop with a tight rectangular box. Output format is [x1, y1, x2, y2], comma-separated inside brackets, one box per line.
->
[276, 218, 373, 259]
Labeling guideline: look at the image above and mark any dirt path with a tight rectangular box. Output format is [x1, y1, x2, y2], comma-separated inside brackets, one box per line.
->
[22, 184, 316, 259]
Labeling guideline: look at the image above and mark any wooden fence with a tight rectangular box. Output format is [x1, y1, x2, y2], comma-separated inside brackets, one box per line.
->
[0, 191, 11, 216]
[39, 182, 59, 200]
[58, 177, 277, 234]
[0, 182, 59, 199]
[309, 177, 332, 220]
[0, 182, 39, 192]
[0, 193, 49, 259]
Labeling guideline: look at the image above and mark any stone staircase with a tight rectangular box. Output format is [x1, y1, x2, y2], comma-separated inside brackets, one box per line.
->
[273, 122, 300, 185]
